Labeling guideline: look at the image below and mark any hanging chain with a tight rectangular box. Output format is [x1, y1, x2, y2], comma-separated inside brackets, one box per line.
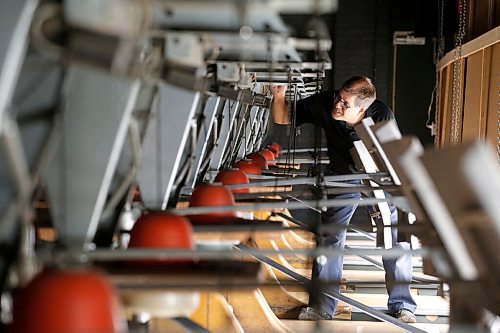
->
[285, 69, 294, 173]
[434, 0, 445, 146]
[451, 0, 467, 144]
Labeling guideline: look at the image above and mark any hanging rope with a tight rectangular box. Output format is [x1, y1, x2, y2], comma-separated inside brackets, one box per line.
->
[451, 0, 467, 144]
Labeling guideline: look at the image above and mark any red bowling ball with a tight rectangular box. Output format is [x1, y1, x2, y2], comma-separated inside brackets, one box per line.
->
[128, 212, 194, 259]
[12, 268, 127, 333]
[246, 152, 268, 170]
[259, 149, 276, 166]
[214, 169, 250, 194]
[267, 143, 283, 157]
[233, 159, 262, 175]
[188, 183, 236, 224]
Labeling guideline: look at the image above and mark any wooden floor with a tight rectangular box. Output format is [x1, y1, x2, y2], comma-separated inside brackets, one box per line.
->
[143, 210, 450, 333]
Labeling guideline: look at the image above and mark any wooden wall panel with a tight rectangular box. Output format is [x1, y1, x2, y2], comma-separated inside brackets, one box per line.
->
[438, 66, 453, 146]
[437, 68, 447, 146]
[462, 51, 485, 141]
[438, 27, 499, 159]
[485, 42, 500, 149]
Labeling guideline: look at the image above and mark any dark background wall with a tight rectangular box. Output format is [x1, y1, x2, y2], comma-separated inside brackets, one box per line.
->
[331, 0, 392, 104]
[270, 0, 464, 148]
[332, 0, 438, 147]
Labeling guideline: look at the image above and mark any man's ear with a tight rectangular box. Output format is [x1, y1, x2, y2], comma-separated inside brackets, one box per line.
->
[358, 107, 366, 115]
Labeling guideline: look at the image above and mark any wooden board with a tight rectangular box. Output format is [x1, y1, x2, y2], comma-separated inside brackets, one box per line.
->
[190, 292, 244, 333]
[462, 50, 488, 141]
[485, 42, 500, 148]
[149, 318, 191, 332]
[226, 289, 294, 333]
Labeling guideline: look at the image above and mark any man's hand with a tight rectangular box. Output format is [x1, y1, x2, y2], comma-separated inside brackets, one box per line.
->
[270, 85, 289, 125]
[270, 85, 287, 97]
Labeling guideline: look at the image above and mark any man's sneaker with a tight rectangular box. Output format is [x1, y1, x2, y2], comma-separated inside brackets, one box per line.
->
[298, 307, 333, 320]
[395, 309, 417, 323]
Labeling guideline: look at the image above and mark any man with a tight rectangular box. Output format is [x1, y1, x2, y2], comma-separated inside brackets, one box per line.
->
[270, 76, 417, 323]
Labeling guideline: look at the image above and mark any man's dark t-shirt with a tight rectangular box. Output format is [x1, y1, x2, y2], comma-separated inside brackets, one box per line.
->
[295, 90, 394, 174]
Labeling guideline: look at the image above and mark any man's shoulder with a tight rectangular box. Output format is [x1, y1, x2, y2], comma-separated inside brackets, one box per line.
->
[367, 99, 394, 121]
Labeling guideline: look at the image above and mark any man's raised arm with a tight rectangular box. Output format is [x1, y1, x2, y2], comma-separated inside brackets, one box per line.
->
[270, 85, 290, 125]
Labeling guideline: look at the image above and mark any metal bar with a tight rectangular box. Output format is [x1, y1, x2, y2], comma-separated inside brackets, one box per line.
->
[0, 0, 38, 125]
[229, 104, 249, 160]
[344, 246, 384, 270]
[281, 147, 328, 154]
[276, 158, 329, 164]
[274, 212, 311, 229]
[221, 173, 386, 189]
[70, 246, 433, 262]
[1, 113, 32, 203]
[186, 96, 222, 189]
[235, 244, 428, 333]
[173, 196, 406, 215]
[245, 106, 260, 152]
[209, 100, 240, 171]
[349, 227, 377, 241]
[285, 195, 322, 213]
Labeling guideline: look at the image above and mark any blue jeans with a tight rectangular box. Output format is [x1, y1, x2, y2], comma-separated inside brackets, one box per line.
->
[309, 188, 417, 315]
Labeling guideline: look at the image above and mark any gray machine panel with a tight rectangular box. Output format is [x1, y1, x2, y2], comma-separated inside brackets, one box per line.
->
[41, 64, 139, 248]
[186, 96, 223, 189]
[209, 99, 241, 171]
[137, 83, 202, 210]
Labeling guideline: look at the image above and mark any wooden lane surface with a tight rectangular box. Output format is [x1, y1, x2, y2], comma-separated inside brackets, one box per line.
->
[190, 292, 244, 333]
[149, 292, 243, 333]
[281, 320, 449, 333]
[287, 291, 449, 317]
[225, 289, 295, 333]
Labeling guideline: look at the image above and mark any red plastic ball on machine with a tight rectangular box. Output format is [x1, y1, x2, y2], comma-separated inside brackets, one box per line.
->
[214, 169, 250, 194]
[12, 269, 127, 333]
[132, 186, 142, 202]
[267, 143, 283, 157]
[128, 212, 194, 265]
[188, 183, 236, 224]
[259, 149, 276, 166]
[233, 160, 262, 175]
[246, 152, 268, 170]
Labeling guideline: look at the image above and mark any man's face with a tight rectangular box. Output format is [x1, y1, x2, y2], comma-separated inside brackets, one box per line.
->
[332, 91, 364, 124]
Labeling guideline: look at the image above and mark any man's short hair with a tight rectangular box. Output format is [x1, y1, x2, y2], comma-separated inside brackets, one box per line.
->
[340, 76, 376, 108]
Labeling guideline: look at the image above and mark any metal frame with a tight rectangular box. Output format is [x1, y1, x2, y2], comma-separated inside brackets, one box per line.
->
[208, 99, 241, 171]
[185, 96, 223, 189]
[41, 64, 140, 248]
[0, 0, 38, 126]
[399, 141, 478, 281]
[137, 83, 201, 209]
